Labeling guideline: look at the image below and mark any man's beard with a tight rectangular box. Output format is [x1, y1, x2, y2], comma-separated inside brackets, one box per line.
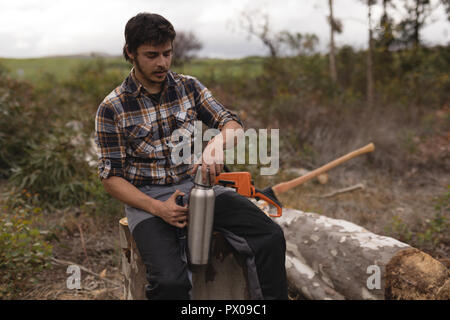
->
[135, 57, 167, 85]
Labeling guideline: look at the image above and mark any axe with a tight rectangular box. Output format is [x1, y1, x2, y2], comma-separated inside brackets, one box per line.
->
[217, 143, 375, 217]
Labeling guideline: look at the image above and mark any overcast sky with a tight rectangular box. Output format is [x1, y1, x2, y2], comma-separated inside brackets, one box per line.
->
[0, 0, 448, 59]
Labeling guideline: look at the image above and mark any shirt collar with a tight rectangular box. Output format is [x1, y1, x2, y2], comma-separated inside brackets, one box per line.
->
[123, 68, 177, 96]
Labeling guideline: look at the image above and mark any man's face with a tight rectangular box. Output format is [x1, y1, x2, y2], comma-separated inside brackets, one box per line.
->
[127, 41, 173, 89]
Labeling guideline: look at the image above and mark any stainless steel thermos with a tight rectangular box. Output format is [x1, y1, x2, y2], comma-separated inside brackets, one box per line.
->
[187, 166, 215, 265]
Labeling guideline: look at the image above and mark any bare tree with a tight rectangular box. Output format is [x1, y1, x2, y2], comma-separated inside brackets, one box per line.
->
[367, 0, 376, 108]
[236, 9, 319, 58]
[238, 9, 279, 58]
[327, 0, 342, 83]
[172, 31, 203, 66]
[397, 0, 437, 48]
[375, 0, 396, 50]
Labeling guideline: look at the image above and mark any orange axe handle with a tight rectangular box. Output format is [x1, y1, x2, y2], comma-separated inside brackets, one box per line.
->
[272, 143, 375, 195]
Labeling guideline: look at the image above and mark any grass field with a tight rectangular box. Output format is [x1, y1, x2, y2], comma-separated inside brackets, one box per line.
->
[0, 56, 128, 83]
[0, 55, 264, 84]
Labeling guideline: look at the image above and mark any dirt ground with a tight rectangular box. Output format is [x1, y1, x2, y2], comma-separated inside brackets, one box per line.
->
[4, 165, 449, 300]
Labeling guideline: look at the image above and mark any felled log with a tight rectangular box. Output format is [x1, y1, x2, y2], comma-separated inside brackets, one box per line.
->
[275, 208, 449, 300]
[119, 218, 249, 300]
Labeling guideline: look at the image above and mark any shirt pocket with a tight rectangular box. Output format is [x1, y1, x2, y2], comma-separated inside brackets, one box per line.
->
[167, 104, 197, 164]
[125, 122, 164, 159]
[174, 101, 196, 134]
[173, 107, 196, 148]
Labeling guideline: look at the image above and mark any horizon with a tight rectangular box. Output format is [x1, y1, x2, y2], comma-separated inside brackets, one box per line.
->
[1, 41, 449, 61]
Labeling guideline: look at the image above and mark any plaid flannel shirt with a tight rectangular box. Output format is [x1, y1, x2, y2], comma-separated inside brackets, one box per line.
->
[95, 69, 243, 186]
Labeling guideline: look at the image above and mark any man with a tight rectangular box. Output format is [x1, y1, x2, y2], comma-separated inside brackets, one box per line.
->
[95, 12, 287, 300]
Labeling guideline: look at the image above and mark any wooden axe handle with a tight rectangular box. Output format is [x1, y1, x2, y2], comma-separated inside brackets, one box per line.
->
[272, 143, 375, 195]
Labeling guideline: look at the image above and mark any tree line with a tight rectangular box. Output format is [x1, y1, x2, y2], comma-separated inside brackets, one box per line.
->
[232, 0, 449, 108]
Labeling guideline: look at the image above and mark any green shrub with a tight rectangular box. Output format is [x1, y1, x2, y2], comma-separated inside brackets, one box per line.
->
[0, 195, 52, 298]
[81, 173, 123, 218]
[0, 76, 38, 177]
[8, 127, 93, 209]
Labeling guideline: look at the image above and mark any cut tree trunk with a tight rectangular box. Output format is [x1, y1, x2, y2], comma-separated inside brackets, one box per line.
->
[274, 207, 449, 300]
[119, 217, 147, 300]
[119, 218, 249, 300]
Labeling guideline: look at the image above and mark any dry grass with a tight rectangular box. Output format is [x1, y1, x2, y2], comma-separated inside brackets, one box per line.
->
[15, 208, 125, 300]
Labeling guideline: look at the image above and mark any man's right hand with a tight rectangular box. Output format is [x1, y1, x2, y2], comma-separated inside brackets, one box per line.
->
[152, 189, 188, 228]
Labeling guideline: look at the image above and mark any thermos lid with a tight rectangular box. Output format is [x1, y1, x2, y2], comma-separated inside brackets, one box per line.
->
[193, 166, 212, 188]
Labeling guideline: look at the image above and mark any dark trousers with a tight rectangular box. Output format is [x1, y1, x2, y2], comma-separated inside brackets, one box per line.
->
[131, 191, 288, 300]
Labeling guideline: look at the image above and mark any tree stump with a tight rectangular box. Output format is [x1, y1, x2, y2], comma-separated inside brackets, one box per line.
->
[274, 207, 449, 300]
[119, 217, 147, 300]
[119, 218, 249, 300]
[191, 232, 250, 299]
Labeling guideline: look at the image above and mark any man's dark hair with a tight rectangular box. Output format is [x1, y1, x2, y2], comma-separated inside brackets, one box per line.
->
[123, 13, 176, 62]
